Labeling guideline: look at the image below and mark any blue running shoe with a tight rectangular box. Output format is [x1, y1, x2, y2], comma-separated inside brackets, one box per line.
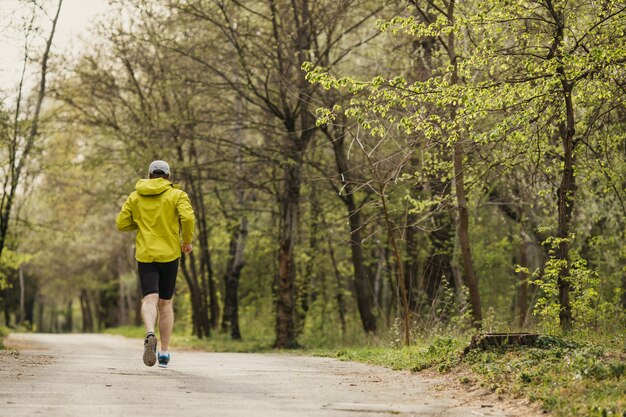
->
[143, 333, 157, 367]
[158, 352, 170, 368]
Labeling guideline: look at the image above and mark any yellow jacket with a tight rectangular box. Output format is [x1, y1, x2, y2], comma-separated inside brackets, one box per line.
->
[116, 178, 195, 263]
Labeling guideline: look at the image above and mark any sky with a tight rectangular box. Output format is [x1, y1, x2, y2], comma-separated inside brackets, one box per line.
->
[0, 0, 110, 94]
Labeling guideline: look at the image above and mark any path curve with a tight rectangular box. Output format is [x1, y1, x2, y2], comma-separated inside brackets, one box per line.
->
[1, 333, 517, 417]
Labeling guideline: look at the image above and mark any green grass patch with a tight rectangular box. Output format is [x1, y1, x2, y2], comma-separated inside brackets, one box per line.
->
[462, 335, 626, 417]
[102, 325, 274, 353]
[310, 336, 466, 372]
[0, 325, 9, 350]
[170, 332, 273, 353]
[310, 333, 626, 417]
[102, 326, 146, 339]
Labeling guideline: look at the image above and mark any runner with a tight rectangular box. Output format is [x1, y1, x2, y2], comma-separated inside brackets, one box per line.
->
[116, 160, 195, 368]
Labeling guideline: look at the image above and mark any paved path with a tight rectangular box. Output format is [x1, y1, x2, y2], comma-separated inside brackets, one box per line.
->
[1, 333, 516, 417]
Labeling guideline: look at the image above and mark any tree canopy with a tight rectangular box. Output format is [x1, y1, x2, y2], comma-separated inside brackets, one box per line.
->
[1, 0, 625, 347]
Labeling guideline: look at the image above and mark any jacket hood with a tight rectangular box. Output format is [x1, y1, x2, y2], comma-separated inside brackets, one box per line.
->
[135, 178, 173, 196]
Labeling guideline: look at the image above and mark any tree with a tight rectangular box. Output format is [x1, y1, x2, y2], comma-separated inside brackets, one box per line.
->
[456, 0, 626, 331]
[166, 0, 386, 347]
[307, 0, 626, 334]
[0, 0, 63, 259]
[10, 0, 623, 342]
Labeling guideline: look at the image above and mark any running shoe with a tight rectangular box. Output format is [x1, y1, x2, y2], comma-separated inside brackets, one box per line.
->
[143, 333, 157, 367]
[158, 352, 170, 368]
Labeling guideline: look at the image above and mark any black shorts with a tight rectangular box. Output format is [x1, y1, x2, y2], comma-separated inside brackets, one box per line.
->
[137, 259, 179, 300]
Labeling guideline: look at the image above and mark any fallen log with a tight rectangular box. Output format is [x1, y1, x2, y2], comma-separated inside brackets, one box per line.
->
[463, 332, 540, 355]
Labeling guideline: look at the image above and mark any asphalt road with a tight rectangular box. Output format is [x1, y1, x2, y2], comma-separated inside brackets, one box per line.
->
[1, 333, 518, 417]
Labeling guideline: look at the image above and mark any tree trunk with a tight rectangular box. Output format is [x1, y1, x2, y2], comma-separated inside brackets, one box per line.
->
[404, 22, 437, 315]
[24, 285, 35, 328]
[80, 289, 93, 332]
[222, 218, 248, 340]
[448, 0, 482, 328]
[49, 309, 56, 333]
[404, 217, 420, 312]
[451, 264, 465, 305]
[17, 267, 25, 325]
[453, 142, 482, 327]
[201, 224, 219, 330]
[329, 132, 377, 333]
[181, 253, 211, 338]
[380, 182, 411, 345]
[2, 292, 10, 326]
[553, 7, 575, 331]
[421, 202, 455, 305]
[296, 197, 319, 337]
[274, 0, 317, 344]
[0, 0, 62, 258]
[621, 267, 626, 311]
[556, 108, 575, 331]
[64, 301, 73, 332]
[221, 77, 248, 341]
[134, 278, 142, 327]
[274, 145, 303, 348]
[347, 200, 379, 333]
[117, 255, 127, 326]
[385, 250, 397, 326]
[324, 220, 347, 335]
[186, 169, 219, 330]
[36, 302, 44, 332]
[199, 218, 218, 330]
[373, 246, 385, 310]
[174, 145, 214, 338]
[517, 237, 530, 329]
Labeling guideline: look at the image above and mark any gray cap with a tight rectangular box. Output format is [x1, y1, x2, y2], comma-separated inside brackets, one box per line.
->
[148, 160, 171, 175]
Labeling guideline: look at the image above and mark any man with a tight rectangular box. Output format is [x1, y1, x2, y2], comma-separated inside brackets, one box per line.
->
[116, 160, 195, 368]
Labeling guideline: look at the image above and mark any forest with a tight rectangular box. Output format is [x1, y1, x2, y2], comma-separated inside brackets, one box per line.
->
[1, 0, 625, 357]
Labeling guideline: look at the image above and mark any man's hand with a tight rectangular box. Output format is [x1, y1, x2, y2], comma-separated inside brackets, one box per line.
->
[182, 242, 193, 254]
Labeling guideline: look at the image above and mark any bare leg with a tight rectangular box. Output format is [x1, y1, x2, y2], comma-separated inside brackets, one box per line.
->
[141, 294, 159, 334]
[158, 298, 174, 351]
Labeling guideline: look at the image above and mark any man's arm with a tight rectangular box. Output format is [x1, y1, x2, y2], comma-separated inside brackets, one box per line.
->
[177, 191, 195, 246]
[116, 196, 137, 231]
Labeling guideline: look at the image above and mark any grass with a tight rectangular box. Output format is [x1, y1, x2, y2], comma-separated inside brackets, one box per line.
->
[0, 325, 7, 350]
[104, 325, 626, 416]
[103, 325, 275, 353]
[310, 333, 626, 417]
[309, 336, 466, 372]
[461, 335, 626, 417]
